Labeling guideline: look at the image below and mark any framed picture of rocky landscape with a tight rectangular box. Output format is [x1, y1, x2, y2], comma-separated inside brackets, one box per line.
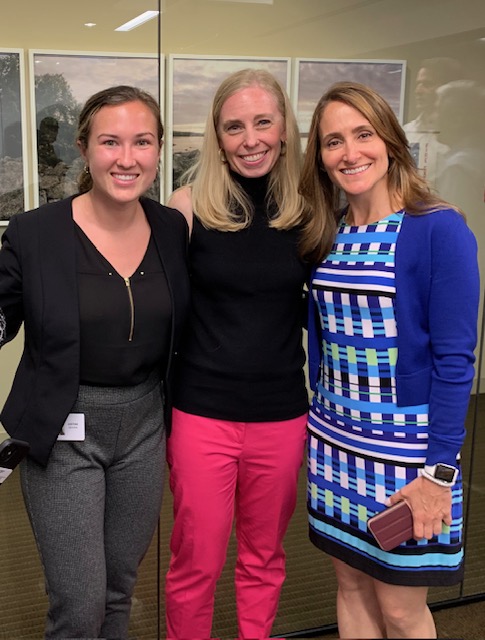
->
[166, 54, 290, 200]
[30, 50, 161, 208]
[0, 49, 29, 224]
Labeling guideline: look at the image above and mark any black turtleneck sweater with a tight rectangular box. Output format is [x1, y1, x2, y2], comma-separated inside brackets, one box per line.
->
[173, 173, 309, 421]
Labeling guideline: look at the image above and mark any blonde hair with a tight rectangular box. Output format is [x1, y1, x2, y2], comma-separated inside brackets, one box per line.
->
[182, 68, 308, 231]
[299, 81, 460, 263]
[77, 85, 163, 194]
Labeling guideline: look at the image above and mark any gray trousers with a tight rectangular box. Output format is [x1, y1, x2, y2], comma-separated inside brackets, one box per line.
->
[20, 372, 165, 640]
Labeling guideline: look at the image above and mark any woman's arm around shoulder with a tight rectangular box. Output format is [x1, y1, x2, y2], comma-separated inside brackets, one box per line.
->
[167, 186, 194, 236]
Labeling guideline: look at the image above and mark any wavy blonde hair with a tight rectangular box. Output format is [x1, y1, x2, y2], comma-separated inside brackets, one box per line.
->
[182, 68, 308, 231]
[299, 81, 460, 263]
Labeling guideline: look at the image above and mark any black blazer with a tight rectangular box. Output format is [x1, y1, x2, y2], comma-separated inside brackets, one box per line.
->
[0, 195, 190, 465]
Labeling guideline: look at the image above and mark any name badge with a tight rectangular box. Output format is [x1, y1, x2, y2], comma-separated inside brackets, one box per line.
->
[0, 468, 13, 484]
[57, 413, 85, 441]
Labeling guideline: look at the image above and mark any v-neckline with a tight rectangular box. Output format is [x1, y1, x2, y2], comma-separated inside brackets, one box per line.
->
[74, 222, 151, 279]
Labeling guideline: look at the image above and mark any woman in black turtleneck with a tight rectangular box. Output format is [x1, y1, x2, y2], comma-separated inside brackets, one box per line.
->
[165, 69, 311, 640]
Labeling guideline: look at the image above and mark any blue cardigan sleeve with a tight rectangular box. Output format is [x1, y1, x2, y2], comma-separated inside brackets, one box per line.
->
[426, 211, 479, 465]
[395, 210, 480, 467]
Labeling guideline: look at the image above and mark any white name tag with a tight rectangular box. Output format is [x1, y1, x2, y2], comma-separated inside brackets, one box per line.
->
[57, 413, 85, 441]
[0, 468, 13, 484]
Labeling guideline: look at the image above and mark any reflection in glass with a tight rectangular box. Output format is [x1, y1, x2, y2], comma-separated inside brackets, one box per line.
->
[435, 79, 485, 212]
[403, 57, 464, 188]
[32, 52, 160, 206]
[0, 51, 25, 221]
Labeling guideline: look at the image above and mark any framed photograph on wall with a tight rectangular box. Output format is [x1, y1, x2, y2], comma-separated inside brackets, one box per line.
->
[0, 48, 29, 225]
[29, 50, 161, 208]
[293, 58, 406, 148]
[166, 55, 290, 199]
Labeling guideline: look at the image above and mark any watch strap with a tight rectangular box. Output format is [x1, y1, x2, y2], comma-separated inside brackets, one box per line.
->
[421, 463, 458, 487]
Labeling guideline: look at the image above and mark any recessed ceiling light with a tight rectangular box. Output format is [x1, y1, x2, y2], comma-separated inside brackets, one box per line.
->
[115, 10, 159, 32]
[84, 22, 97, 28]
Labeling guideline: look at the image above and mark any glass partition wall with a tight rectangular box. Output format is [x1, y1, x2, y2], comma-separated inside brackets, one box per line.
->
[0, 3, 162, 638]
[0, 0, 484, 637]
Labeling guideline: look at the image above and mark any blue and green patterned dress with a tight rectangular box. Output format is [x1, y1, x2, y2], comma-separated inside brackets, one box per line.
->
[307, 211, 464, 586]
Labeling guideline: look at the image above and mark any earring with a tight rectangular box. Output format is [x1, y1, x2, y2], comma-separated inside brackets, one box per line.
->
[280, 140, 287, 156]
[219, 148, 227, 164]
[83, 164, 90, 175]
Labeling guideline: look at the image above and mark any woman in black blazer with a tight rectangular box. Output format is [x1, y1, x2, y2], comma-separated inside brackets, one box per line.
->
[0, 86, 190, 639]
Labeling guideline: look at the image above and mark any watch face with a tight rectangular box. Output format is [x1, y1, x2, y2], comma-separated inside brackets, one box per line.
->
[435, 464, 456, 483]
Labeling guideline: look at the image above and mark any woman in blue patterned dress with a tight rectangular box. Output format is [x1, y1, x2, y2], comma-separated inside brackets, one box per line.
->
[299, 82, 480, 638]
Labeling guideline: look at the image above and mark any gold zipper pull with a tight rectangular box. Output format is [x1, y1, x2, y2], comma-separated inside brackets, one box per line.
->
[124, 277, 135, 342]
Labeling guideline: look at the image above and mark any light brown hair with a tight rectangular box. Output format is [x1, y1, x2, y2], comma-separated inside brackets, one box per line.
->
[76, 85, 163, 194]
[299, 81, 458, 262]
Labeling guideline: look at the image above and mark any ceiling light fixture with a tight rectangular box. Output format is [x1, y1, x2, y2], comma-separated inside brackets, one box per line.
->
[84, 22, 97, 28]
[115, 10, 159, 32]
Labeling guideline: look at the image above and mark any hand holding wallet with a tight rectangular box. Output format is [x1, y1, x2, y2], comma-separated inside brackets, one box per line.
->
[368, 500, 414, 551]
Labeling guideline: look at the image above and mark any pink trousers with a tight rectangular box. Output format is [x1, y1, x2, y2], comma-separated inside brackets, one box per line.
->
[165, 408, 307, 640]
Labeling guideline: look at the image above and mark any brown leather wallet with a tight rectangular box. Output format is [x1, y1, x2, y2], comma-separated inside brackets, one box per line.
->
[368, 501, 414, 551]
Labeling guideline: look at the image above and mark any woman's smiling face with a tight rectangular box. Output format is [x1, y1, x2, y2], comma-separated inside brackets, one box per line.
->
[217, 85, 286, 178]
[319, 100, 390, 202]
[79, 100, 161, 206]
